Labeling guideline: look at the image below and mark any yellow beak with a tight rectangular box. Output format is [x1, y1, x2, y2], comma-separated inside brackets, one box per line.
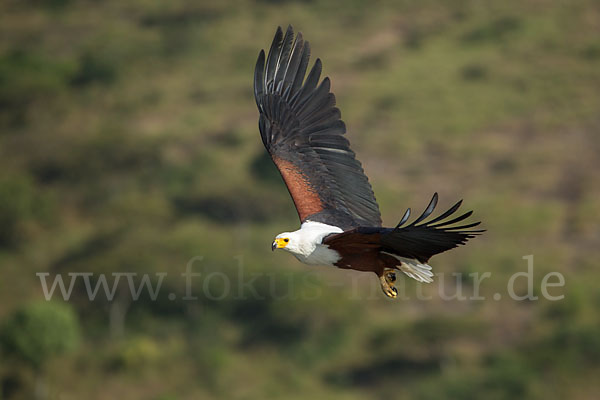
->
[272, 238, 288, 251]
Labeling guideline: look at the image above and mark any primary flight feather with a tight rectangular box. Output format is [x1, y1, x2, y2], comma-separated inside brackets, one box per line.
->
[254, 26, 483, 298]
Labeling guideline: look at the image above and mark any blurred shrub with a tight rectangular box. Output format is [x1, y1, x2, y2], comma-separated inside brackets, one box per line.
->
[353, 51, 390, 70]
[0, 174, 53, 247]
[30, 131, 161, 184]
[404, 27, 425, 50]
[481, 353, 533, 399]
[29, 0, 71, 11]
[69, 52, 117, 87]
[409, 352, 533, 400]
[581, 42, 600, 60]
[139, 6, 220, 28]
[0, 50, 69, 98]
[460, 63, 488, 81]
[186, 312, 232, 391]
[250, 151, 283, 185]
[325, 353, 439, 388]
[411, 315, 487, 347]
[532, 322, 600, 368]
[228, 276, 354, 365]
[111, 336, 162, 370]
[153, 396, 179, 400]
[171, 185, 292, 223]
[0, 302, 80, 371]
[209, 129, 243, 148]
[0, 50, 70, 127]
[172, 192, 273, 223]
[461, 16, 521, 44]
[0, 175, 35, 246]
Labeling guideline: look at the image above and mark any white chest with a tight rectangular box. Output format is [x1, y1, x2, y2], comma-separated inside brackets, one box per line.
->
[293, 244, 341, 266]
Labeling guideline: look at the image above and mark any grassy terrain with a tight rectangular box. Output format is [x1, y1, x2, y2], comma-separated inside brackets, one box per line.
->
[1, 0, 599, 399]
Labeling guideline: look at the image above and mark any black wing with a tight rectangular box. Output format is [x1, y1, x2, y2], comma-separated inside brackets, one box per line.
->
[324, 193, 483, 263]
[254, 26, 381, 229]
[381, 193, 484, 262]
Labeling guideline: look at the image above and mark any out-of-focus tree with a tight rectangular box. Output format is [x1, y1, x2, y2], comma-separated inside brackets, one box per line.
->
[0, 175, 39, 247]
[0, 302, 80, 400]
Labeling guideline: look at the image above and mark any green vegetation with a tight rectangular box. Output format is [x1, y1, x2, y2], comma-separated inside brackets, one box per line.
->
[0, 302, 79, 371]
[0, 302, 79, 399]
[1, 0, 599, 399]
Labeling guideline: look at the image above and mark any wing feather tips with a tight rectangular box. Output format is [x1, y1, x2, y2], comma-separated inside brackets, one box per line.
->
[409, 192, 438, 226]
[292, 41, 310, 94]
[383, 195, 484, 262]
[265, 26, 284, 91]
[396, 194, 483, 234]
[292, 58, 322, 108]
[274, 26, 295, 89]
[281, 31, 304, 91]
[395, 208, 411, 228]
[254, 50, 266, 107]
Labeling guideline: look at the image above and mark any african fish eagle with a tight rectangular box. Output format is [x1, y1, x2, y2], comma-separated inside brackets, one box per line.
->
[254, 26, 483, 298]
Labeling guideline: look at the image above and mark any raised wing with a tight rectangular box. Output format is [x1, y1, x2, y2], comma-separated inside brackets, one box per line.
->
[254, 26, 381, 229]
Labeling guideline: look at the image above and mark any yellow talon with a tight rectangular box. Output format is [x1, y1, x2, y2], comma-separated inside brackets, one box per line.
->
[379, 270, 398, 298]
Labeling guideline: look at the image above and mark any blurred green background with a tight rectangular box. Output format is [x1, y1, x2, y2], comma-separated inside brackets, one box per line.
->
[1, 0, 599, 399]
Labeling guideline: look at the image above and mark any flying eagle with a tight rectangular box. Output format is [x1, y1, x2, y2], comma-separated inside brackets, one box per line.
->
[254, 26, 483, 298]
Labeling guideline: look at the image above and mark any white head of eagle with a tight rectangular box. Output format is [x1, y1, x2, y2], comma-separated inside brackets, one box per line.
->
[271, 222, 344, 266]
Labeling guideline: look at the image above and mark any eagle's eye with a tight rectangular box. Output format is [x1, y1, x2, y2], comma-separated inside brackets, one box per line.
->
[284, 238, 289, 243]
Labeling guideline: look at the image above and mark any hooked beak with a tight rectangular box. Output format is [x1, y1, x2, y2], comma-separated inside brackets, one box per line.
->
[272, 238, 288, 251]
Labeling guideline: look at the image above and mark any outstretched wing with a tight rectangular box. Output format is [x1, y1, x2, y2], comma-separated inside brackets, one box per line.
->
[324, 193, 484, 263]
[254, 26, 381, 229]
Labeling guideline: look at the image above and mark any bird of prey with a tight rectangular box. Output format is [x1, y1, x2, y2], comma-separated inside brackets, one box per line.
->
[254, 26, 483, 298]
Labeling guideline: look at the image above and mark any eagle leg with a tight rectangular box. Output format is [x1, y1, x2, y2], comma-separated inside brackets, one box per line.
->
[379, 268, 398, 298]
